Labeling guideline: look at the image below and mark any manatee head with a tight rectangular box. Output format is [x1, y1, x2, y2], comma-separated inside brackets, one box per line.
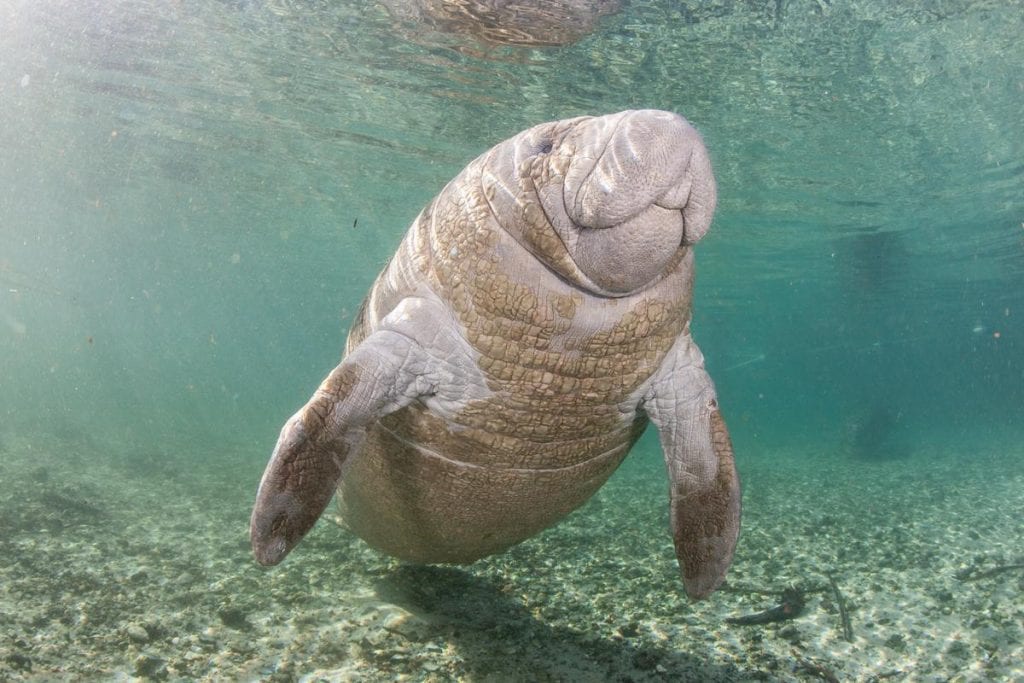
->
[481, 109, 717, 296]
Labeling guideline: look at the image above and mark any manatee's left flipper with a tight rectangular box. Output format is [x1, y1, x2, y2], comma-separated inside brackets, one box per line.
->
[642, 331, 741, 599]
[250, 310, 440, 566]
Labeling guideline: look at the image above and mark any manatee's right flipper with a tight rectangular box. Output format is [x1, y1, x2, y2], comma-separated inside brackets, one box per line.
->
[643, 332, 741, 600]
[250, 324, 436, 566]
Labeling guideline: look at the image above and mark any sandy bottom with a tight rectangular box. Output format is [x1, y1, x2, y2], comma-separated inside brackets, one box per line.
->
[0, 426, 1021, 682]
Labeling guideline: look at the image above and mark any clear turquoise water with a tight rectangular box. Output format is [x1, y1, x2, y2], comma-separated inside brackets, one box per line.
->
[1, 0, 1022, 679]
[2, 0, 1021, 451]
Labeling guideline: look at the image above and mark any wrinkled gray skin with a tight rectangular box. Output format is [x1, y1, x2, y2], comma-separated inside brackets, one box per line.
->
[251, 109, 741, 599]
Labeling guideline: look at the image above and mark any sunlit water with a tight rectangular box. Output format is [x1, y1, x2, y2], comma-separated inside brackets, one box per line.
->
[1, 0, 1022, 679]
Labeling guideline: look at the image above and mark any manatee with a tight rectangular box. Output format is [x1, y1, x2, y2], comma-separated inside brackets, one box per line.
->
[250, 109, 740, 599]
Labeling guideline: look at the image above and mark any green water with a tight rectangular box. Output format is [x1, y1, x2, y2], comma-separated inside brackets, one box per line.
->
[1, 0, 1022, 680]
[3, 0, 1021, 450]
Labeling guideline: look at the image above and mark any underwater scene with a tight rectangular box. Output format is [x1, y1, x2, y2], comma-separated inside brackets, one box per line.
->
[1, 0, 1022, 680]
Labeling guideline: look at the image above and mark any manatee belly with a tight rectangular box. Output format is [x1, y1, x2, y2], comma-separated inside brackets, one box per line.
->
[336, 409, 645, 563]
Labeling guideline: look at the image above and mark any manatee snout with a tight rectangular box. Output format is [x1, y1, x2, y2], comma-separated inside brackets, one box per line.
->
[568, 110, 706, 228]
[563, 110, 717, 293]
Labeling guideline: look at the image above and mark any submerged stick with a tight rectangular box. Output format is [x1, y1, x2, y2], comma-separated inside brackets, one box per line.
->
[725, 587, 806, 625]
[793, 651, 840, 683]
[826, 573, 853, 643]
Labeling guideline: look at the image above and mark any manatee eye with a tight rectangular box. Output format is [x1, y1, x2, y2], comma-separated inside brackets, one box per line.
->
[535, 140, 553, 155]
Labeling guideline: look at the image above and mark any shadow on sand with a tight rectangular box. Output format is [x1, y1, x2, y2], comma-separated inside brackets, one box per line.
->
[372, 564, 743, 681]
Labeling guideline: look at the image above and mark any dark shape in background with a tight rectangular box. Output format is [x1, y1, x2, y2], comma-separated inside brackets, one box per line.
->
[834, 228, 914, 461]
[846, 405, 911, 461]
